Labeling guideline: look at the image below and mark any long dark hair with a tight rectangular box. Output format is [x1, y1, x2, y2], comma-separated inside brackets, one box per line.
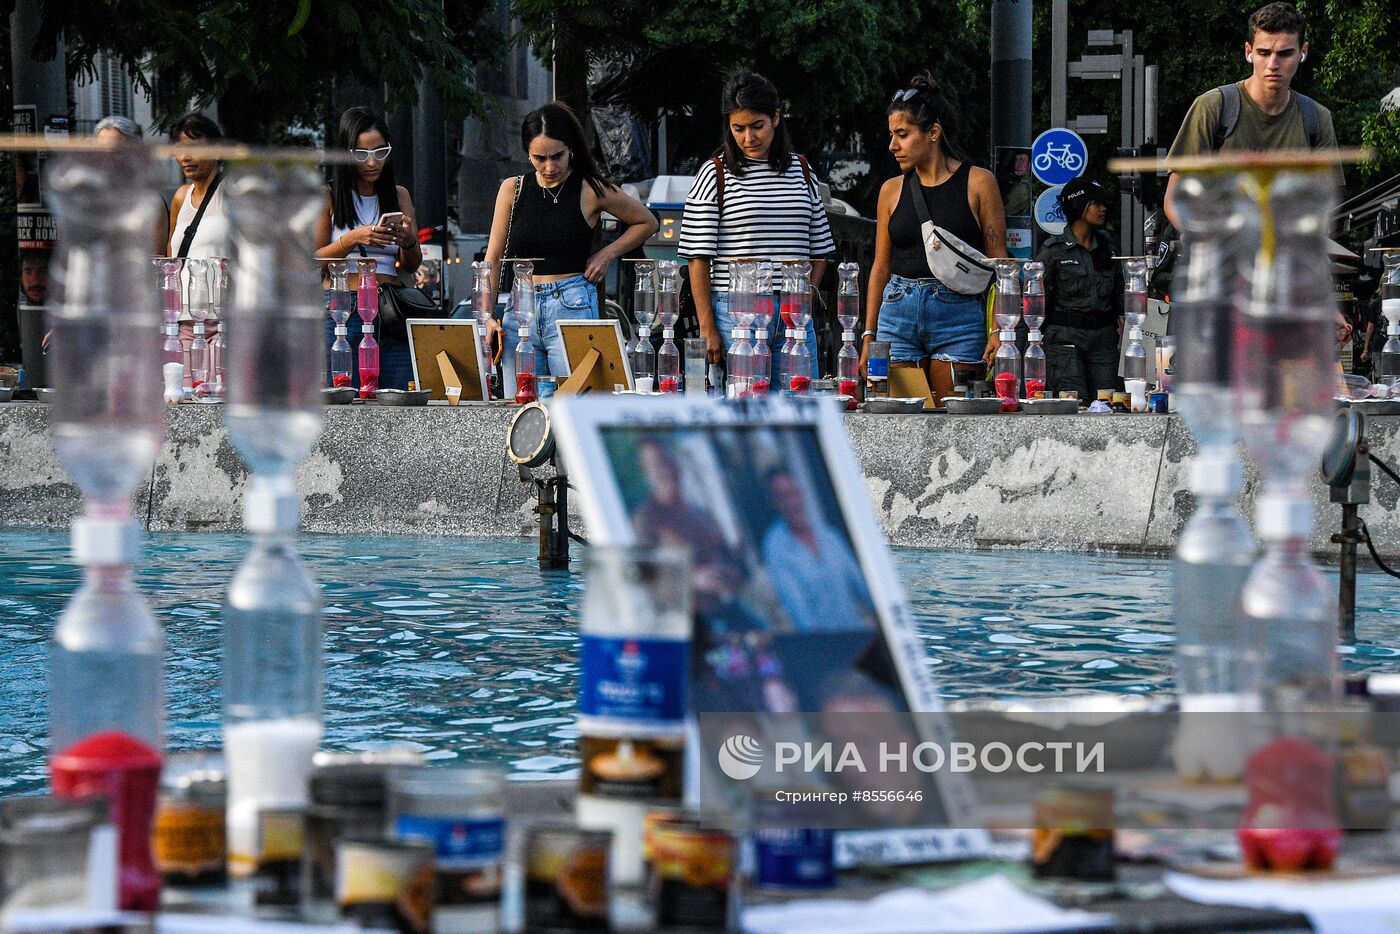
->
[887, 73, 970, 165]
[716, 71, 794, 177]
[521, 102, 614, 197]
[331, 107, 400, 231]
[167, 112, 223, 143]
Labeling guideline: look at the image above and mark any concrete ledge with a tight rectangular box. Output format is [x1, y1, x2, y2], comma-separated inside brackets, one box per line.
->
[3, 401, 1399, 559]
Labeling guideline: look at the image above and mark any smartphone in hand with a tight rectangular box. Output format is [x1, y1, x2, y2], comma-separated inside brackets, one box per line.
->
[376, 212, 405, 233]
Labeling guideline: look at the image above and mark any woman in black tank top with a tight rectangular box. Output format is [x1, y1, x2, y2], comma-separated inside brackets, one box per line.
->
[862, 75, 1008, 400]
[481, 102, 656, 398]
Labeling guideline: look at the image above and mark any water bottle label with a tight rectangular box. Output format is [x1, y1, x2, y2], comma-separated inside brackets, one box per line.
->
[578, 635, 688, 722]
[394, 815, 504, 869]
[867, 357, 889, 379]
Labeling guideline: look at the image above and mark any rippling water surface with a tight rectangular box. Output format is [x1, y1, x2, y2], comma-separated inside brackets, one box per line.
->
[3, 531, 1397, 794]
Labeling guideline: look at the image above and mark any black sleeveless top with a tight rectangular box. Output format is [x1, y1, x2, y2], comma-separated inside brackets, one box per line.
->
[507, 172, 595, 276]
[888, 161, 986, 279]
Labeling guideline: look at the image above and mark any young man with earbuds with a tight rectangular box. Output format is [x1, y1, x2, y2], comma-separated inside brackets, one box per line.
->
[1163, 1, 1340, 230]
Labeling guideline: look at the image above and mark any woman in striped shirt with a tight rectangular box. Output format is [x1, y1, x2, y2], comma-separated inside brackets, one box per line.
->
[679, 72, 835, 377]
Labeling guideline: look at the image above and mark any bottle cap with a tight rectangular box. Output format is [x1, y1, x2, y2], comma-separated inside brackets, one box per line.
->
[72, 517, 140, 565]
[842, 330, 855, 340]
[1027, 329, 1042, 341]
[732, 327, 745, 339]
[1255, 491, 1313, 540]
[244, 486, 300, 533]
[1388, 323, 1400, 337]
[1129, 326, 1144, 340]
[334, 326, 348, 336]
[1000, 328, 1015, 339]
[1189, 450, 1242, 497]
[638, 326, 650, 336]
[663, 327, 675, 337]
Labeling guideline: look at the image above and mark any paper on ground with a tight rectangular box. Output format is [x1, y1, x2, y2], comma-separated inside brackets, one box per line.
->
[1166, 870, 1400, 934]
[741, 874, 1113, 934]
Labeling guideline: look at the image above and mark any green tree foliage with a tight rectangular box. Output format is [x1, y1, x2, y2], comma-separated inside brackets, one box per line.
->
[30, 0, 497, 141]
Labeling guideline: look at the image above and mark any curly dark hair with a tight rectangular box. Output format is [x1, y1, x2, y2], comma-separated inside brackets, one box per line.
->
[1248, 2, 1306, 44]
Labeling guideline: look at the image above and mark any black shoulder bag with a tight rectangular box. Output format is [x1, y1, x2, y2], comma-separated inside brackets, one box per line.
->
[359, 239, 445, 342]
[175, 173, 223, 258]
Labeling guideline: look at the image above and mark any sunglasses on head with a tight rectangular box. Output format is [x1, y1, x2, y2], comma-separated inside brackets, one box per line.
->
[350, 145, 392, 163]
[890, 88, 922, 104]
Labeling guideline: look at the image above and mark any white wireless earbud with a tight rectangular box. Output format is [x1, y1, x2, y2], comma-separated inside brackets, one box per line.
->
[1300, 51, 1307, 62]
[1246, 53, 1254, 63]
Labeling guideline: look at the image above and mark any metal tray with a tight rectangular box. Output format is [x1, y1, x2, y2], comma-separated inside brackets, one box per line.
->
[375, 389, 430, 407]
[1349, 399, 1400, 416]
[863, 396, 926, 414]
[34, 387, 56, 403]
[943, 396, 1002, 415]
[321, 387, 357, 405]
[1021, 397, 1079, 415]
[0, 385, 12, 402]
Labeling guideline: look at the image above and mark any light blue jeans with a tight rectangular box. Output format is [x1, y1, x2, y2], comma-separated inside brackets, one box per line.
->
[712, 291, 818, 382]
[877, 274, 986, 364]
[500, 275, 598, 399]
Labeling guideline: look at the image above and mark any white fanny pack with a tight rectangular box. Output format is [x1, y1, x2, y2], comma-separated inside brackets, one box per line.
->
[906, 171, 994, 296]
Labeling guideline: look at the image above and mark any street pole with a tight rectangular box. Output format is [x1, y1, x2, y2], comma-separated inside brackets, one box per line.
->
[1051, 0, 1068, 128]
[990, 0, 1033, 162]
[413, 74, 446, 239]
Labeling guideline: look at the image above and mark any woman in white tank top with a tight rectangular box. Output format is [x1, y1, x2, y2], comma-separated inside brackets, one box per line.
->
[164, 113, 230, 368]
[314, 107, 422, 391]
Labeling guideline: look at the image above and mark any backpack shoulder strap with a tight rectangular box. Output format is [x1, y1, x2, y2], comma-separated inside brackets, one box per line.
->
[1213, 84, 1242, 150]
[795, 153, 813, 191]
[1294, 91, 1321, 147]
[710, 156, 726, 216]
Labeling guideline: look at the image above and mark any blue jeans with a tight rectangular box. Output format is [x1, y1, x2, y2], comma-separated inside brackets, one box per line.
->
[501, 275, 598, 399]
[323, 290, 413, 391]
[876, 274, 986, 364]
[713, 291, 818, 381]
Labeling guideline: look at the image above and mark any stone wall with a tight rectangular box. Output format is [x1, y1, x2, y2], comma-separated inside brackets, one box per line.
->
[3, 401, 1398, 559]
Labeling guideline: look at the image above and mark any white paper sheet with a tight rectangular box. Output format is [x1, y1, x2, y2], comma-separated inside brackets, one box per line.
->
[1166, 870, 1400, 934]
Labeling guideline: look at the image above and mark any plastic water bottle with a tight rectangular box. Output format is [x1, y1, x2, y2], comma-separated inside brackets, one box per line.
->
[208, 257, 229, 401]
[1023, 262, 1047, 399]
[471, 260, 494, 399]
[1123, 326, 1148, 411]
[992, 260, 1023, 410]
[46, 146, 167, 912]
[328, 260, 354, 389]
[752, 262, 775, 394]
[355, 257, 380, 398]
[186, 258, 212, 398]
[511, 260, 538, 402]
[221, 164, 328, 906]
[780, 262, 812, 391]
[1379, 253, 1400, 390]
[727, 326, 753, 398]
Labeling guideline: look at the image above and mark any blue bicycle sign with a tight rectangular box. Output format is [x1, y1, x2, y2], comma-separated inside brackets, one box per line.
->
[1035, 185, 1067, 235]
[1030, 129, 1088, 186]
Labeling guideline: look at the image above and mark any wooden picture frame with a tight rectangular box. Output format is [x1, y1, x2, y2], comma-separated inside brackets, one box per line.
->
[406, 319, 490, 403]
[555, 319, 634, 395]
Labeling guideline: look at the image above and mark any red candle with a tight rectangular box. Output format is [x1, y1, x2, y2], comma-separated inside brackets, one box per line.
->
[51, 730, 163, 910]
[994, 372, 1019, 412]
[838, 379, 858, 409]
[789, 375, 810, 394]
[659, 377, 680, 394]
[1024, 379, 1046, 400]
[780, 302, 797, 328]
[752, 378, 770, 396]
[332, 373, 352, 388]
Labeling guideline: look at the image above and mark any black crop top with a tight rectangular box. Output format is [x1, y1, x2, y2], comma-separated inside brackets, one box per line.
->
[506, 172, 595, 276]
[888, 161, 986, 279]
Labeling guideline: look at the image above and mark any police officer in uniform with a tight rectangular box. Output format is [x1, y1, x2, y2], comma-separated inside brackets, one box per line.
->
[1037, 177, 1123, 402]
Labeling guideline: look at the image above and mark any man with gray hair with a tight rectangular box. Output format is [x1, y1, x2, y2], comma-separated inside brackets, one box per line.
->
[94, 115, 143, 144]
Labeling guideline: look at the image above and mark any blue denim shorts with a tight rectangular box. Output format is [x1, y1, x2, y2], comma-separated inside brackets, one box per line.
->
[502, 274, 598, 398]
[712, 291, 818, 381]
[876, 274, 986, 364]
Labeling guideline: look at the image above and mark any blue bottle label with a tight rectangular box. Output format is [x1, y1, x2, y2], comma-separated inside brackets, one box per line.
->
[578, 635, 688, 723]
[393, 815, 505, 869]
[754, 828, 836, 888]
[867, 357, 889, 379]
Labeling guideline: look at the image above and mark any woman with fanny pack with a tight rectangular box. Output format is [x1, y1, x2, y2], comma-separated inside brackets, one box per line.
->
[680, 71, 835, 377]
[481, 101, 657, 399]
[863, 75, 1007, 400]
[314, 107, 423, 390]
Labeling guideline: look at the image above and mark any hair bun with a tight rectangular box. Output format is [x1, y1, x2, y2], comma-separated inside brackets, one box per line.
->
[909, 72, 940, 96]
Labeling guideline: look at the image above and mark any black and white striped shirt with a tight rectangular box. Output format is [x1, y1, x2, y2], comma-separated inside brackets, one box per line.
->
[678, 154, 836, 291]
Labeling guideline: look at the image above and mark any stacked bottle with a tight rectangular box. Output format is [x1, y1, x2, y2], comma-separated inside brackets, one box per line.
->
[1234, 168, 1341, 709]
[471, 260, 495, 400]
[629, 261, 656, 392]
[1121, 257, 1149, 412]
[208, 257, 230, 401]
[1378, 251, 1400, 390]
[991, 260, 1023, 411]
[1167, 173, 1259, 782]
[726, 260, 757, 398]
[836, 262, 861, 408]
[751, 262, 775, 394]
[186, 258, 213, 399]
[656, 260, 683, 393]
[512, 260, 539, 403]
[780, 262, 812, 393]
[327, 260, 354, 389]
[220, 165, 328, 910]
[45, 146, 168, 911]
[1022, 262, 1047, 399]
[355, 257, 380, 399]
[156, 258, 185, 402]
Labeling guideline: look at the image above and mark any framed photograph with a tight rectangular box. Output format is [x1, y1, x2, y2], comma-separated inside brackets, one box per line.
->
[406, 318, 490, 402]
[556, 318, 634, 394]
[551, 395, 987, 862]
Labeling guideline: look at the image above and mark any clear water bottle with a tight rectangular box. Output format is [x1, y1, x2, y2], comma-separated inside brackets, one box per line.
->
[471, 260, 495, 399]
[44, 146, 167, 911]
[355, 257, 380, 399]
[1022, 261, 1045, 332]
[992, 330, 1021, 411]
[727, 326, 753, 398]
[1234, 168, 1341, 707]
[186, 258, 212, 398]
[1122, 257, 1148, 328]
[221, 163, 328, 902]
[1377, 251, 1400, 390]
[208, 257, 229, 401]
[1023, 336, 1046, 400]
[780, 262, 812, 391]
[752, 262, 775, 394]
[512, 260, 539, 402]
[327, 259, 354, 389]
